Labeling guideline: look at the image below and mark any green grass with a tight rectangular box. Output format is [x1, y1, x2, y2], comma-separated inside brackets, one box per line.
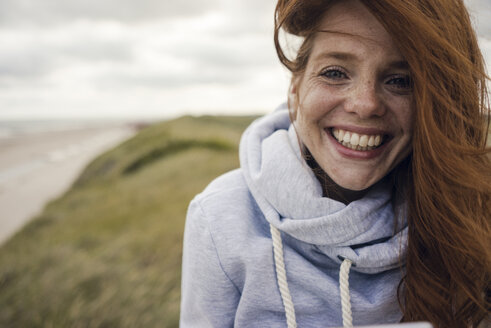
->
[0, 115, 258, 327]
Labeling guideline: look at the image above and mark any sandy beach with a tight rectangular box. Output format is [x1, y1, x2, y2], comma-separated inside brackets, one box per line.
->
[0, 123, 137, 245]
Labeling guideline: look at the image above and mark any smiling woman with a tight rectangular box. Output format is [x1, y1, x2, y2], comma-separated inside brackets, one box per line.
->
[290, 1, 414, 201]
[180, 0, 491, 327]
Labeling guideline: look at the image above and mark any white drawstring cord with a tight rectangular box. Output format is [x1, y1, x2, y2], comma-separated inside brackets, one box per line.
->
[271, 223, 354, 328]
[340, 258, 353, 327]
[270, 224, 297, 328]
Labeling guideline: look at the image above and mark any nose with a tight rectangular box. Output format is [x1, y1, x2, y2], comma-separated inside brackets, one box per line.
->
[344, 81, 385, 118]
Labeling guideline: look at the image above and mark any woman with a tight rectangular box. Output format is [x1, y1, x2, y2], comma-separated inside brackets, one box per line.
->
[180, 0, 490, 327]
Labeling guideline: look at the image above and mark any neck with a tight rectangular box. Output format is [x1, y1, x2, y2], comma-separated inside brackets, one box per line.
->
[303, 148, 373, 204]
[321, 176, 371, 204]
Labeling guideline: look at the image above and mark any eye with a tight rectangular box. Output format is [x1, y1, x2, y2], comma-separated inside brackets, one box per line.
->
[320, 67, 349, 83]
[386, 75, 412, 91]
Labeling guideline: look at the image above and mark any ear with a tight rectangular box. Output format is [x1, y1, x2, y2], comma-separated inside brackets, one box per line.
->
[288, 77, 300, 120]
[290, 76, 299, 96]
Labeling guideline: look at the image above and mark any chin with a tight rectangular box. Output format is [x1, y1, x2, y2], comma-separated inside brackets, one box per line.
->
[329, 172, 382, 192]
[338, 181, 375, 192]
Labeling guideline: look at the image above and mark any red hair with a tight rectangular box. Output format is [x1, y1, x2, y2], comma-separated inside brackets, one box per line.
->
[274, 0, 491, 326]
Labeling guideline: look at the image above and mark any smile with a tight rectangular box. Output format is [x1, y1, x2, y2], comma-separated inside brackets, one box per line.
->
[330, 128, 387, 151]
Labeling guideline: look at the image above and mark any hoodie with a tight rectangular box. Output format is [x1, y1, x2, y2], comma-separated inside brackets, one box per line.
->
[180, 105, 408, 327]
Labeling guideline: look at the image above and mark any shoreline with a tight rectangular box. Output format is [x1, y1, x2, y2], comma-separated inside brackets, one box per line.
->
[0, 123, 137, 245]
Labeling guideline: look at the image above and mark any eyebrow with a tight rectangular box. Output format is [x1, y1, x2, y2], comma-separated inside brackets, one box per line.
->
[312, 52, 410, 70]
[313, 52, 357, 63]
[388, 60, 410, 70]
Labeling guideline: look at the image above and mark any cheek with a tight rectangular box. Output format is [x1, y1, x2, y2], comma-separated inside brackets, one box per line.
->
[294, 112, 312, 142]
[295, 99, 326, 131]
[295, 114, 328, 156]
[297, 94, 330, 125]
[389, 97, 414, 134]
[401, 104, 415, 135]
[294, 111, 317, 148]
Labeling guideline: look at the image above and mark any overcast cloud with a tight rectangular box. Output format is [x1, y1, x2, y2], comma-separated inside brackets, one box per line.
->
[0, 0, 220, 25]
[0, 0, 489, 120]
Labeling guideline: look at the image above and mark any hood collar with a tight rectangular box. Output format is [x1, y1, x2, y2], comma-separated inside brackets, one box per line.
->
[239, 105, 407, 273]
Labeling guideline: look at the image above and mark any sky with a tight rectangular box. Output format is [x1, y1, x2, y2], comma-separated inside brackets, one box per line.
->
[0, 0, 490, 121]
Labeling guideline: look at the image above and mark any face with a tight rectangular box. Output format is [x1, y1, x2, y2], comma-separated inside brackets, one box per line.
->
[291, 0, 414, 195]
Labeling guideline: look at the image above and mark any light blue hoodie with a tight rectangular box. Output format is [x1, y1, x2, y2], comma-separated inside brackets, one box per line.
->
[180, 105, 408, 327]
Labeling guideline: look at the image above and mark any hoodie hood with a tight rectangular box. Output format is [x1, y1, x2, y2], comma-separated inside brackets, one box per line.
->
[239, 105, 407, 274]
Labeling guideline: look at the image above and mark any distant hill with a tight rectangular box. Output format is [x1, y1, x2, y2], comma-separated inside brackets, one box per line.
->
[0, 115, 258, 327]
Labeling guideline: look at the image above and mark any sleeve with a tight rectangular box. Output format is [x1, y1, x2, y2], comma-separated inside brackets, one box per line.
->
[180, 198, 241, 328]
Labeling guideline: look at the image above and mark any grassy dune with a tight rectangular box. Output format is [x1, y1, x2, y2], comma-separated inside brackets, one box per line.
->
[0, 115, 258, 327]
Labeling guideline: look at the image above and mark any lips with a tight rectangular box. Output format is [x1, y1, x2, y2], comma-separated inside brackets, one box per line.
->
[330, 127, 388, 151]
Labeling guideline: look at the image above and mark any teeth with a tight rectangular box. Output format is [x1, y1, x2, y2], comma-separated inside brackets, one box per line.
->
[350, 133, 359, 146]
[368, 136, 375, 147]
[343, 132, 351, 143]
[359, 135, 368, 147]
[331, 128, 385, 151]
[374, 135, 381, 146]
[338, 130, 345, 141]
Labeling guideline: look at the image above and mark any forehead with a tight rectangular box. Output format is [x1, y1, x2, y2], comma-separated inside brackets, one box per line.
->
[312, 0, 400, 58]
